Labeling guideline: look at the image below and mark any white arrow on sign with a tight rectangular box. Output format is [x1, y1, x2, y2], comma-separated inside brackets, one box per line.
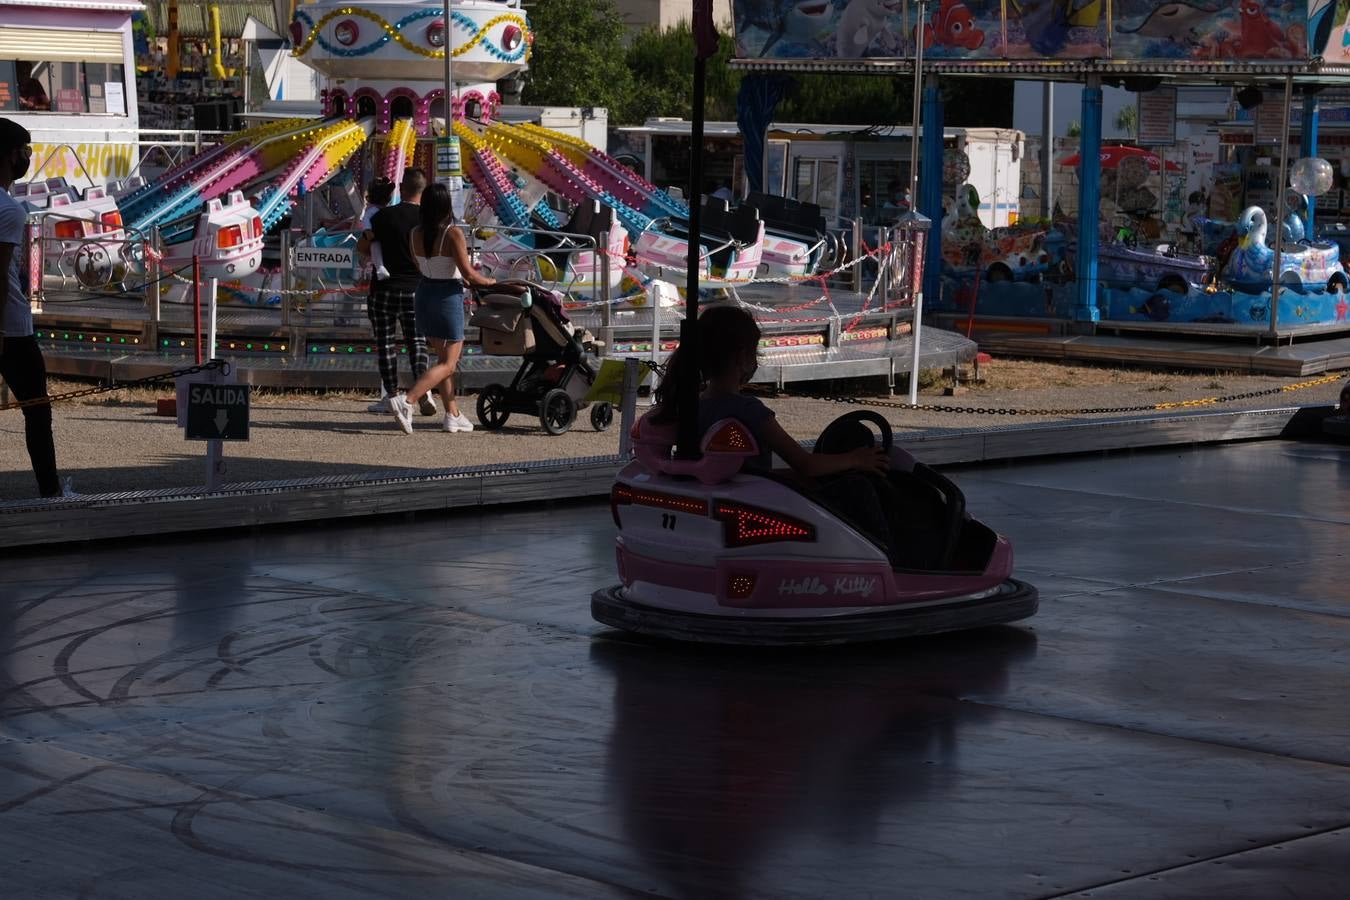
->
[215, 409, 229, 435]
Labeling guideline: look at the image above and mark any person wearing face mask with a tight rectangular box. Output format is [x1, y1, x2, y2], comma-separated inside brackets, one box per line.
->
[0, 118, 62, 498]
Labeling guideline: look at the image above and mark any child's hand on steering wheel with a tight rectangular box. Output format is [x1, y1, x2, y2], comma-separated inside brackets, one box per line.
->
[849, 447, 890, 474]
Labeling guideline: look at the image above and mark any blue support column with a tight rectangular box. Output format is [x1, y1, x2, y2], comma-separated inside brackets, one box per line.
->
[920, 82, 944, 307]
[1075, 79, 1102, 323]
[1301, 93, 1319, 235]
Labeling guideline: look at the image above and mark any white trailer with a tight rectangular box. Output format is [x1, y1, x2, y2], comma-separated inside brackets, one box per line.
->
[616, 119, 1024, 229]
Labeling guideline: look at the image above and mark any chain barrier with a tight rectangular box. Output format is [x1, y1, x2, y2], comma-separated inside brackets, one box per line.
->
[773, 371, 1347, 418]
[0, 360, 227, 412]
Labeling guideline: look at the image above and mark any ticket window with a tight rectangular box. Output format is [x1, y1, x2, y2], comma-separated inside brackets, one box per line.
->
[6, 59, 126, 114]
[14, 61, 51, 111]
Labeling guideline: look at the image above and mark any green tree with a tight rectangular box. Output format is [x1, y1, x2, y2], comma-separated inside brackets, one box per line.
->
[1115, 106, 1138, 139]
[522, 0, 634, 114]
[622, 23, 741, 124]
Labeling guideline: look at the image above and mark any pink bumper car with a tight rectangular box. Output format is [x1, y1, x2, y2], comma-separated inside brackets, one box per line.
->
[592, 411, 1038, 645]
[1326, 378, 1350, 438]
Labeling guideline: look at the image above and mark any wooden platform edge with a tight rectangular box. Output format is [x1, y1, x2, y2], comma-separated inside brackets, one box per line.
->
[0, 406, 1335, 550]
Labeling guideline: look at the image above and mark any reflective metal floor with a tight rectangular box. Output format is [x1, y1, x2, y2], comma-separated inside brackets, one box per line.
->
[3, 439, 1349, 899]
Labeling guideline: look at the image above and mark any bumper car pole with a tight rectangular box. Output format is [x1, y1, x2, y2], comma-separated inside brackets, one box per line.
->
[677, 9, 714, 460]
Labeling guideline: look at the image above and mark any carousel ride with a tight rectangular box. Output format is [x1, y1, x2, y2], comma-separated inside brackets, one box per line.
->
[21, 0, 938, 384]
[935, 148, 1350, 329]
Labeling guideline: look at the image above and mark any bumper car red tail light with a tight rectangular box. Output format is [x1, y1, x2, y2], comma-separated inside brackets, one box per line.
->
[610, 484, 633, 527]
[611, 485, 709, 526]
[713, 502, 815, 547]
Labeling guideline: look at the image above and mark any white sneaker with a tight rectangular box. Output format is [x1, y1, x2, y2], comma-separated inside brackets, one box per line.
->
[389, 394, 414, 434]
[442, 412, 474, 433]
[367, 396, 391, 413]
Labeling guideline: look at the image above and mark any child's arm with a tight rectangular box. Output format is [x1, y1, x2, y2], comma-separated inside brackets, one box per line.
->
[759, 417, 889, 479]
[369, 239, 389, 280]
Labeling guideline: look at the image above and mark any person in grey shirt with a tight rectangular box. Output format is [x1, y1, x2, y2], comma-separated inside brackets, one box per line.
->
[0, 118, 61, 498]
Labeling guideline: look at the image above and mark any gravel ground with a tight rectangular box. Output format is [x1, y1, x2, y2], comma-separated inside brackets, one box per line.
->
[2, 358, 1345, 499]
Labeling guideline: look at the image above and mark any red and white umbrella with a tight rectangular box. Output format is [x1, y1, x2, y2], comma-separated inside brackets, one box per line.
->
[1057, 145, 1183, 173]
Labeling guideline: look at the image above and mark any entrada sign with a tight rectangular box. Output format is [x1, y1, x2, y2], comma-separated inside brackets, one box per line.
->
[294, 246, 355, 269]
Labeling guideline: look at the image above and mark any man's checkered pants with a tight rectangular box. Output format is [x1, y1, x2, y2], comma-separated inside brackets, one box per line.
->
[368, 283, 428, 397]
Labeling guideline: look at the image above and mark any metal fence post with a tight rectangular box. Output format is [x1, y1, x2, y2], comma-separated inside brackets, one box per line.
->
[148, 226, 162, 324]
[193, 256, 203, 364]
[618, 357, 641, 458]
[598, 230, 612, 355]
[280, 230, 292, 327]
[25, 220, 42, 313]
[207, 276, 219, 361]
[852, 219, 863, 294]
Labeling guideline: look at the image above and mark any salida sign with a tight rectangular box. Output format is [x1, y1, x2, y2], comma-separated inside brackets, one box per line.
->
[185, 382, 250, 441]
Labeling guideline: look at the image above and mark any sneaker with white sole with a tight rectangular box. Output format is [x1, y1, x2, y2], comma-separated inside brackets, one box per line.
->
[442, 412, 474, 433]
[418, 394, 438, 416]
[367, 396, 391, 413]
[389, 394, 414, 434]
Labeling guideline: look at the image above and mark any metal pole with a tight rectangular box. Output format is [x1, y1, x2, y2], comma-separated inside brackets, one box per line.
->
[598, 230, 612, 355]
[443, 0, 453, 124]
[907, 0, 927, 407]
[1159, 146, 1166, 240]
[651, 288, 661, 369]
[207, 275, 219, 360]
[907, 3, 926, 212]
[442, 0, 464, 213]
[280, 229, 292, 327]
[193, 255, 203, 364]
[204, 363, 223, 492]
[1300, 91, 1320, 235]
[1075, 77, 1103, 323]
[1270, 76, 1293, 338]
[676, 52, 706, 460]
[148, 227, 161, 323]
[852, 218, 863, 293]
[1041, 82, 1054, 219]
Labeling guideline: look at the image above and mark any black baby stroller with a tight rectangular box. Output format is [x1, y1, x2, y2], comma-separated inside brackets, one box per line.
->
[471, 281, 614, 435]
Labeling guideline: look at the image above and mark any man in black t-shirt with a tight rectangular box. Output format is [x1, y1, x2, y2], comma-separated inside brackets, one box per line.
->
[358, 168, 434, 414]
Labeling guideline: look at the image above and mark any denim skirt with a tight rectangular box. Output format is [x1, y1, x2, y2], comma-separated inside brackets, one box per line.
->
[414, 278, 466, 342]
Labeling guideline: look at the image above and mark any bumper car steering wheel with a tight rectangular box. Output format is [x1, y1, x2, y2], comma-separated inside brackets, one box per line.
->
[813, 410, 893, 454]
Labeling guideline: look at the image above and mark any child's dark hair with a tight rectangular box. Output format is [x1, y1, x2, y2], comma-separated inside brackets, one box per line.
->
[652, 305, 761, 424]
[366, 176, 395, 207]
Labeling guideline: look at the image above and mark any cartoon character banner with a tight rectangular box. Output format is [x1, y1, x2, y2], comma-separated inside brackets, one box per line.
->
[732, 0, 1312, 61]
[1113, 0, 1303, 59]
[1310, 0, 1350, 58]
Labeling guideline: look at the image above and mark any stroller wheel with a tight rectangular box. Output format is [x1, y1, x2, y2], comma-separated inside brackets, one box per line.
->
[540, 388, 577, 435]
[477, 384, 511, 430]
[590, 402, 614, 432]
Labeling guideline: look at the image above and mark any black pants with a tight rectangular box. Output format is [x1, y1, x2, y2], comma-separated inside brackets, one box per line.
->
[0, 335, 60, 497]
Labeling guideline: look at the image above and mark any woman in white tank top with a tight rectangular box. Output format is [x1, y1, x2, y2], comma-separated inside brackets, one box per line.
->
[388, 183, 499, 434]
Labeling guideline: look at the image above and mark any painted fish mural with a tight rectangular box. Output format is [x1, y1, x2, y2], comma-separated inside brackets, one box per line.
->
[838, 0, 903, 57]
[923, 0, 986, 49]
[729, 0, 1309, 61]
[1115, 1, 1219, 46]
